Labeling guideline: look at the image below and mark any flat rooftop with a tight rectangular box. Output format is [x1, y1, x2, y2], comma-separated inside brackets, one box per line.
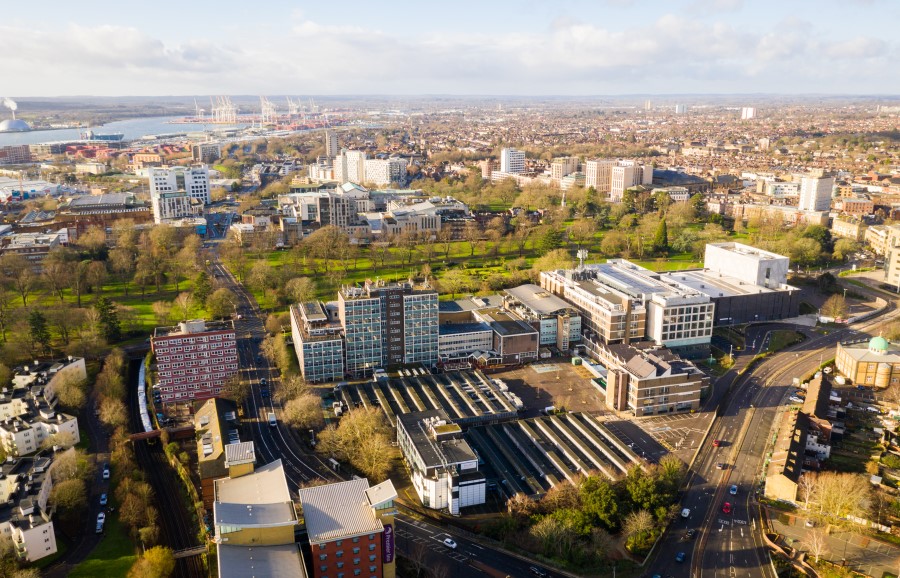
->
[214, 460, 291, 505]
[439, 322, 492, 336]
[217, 543, 306, 578]
[504, 284, 575, 316]
[438, 295, 504, 313]
[660, 269, 795, 298]
[397, 410, 478, 469]
[214, 501, 295, 527]
[707, 241, 787, 262]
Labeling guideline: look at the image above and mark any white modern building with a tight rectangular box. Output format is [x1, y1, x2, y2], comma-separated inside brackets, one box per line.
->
[798, 173, 835, 212]
[0, 456, 57, 562]
[396, 410, 485, 515]
[550, 157, 579, 181]
[334, 149, 367, 184]
[150, 192, 202, 224]
[148, 165, 210, 205]
[703, 242, 789, 289]
[364, 157, 407, 187]
[584, 159, 615, 193]
[500, 148, 525, 174]
[610, 160, 654, 202]
[741, 107, 756, 120]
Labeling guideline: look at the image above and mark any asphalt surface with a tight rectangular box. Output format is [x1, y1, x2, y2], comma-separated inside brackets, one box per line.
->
[648, 303, 900, 578]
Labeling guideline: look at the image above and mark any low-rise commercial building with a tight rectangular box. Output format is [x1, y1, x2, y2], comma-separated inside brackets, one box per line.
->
[397, 410, 485, 515]
[831, 217, 867, 242]
[764, 410, 810, 503]
[502, 284, 581, 351]
[194, 398, 240, 509]
[297, 477, 397, 578]
[0, 232, 61, 268]
[214, 451, 307, 578]
[151, 320, 239, 402]
[596, 342, 706, 416]
[472, 308, 539, 365]
[437, 322, 493, 364]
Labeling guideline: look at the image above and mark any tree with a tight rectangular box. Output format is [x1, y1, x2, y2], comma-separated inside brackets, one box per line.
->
[192, 271, 212, 304]
[580, 476, 619, 531]
[54, 372, 87, 411]
[50, 478, 87, 523]
[538, 226, 564, 253]
[833, 238, 860, 261]
[152, 301, 172, 326]
[652, 219, 669, 255]
[464, 221, 482, 257]
[1, 253, 37, 307]
[600, 230, 629, 257]
[317, 407, 392, 481]
[283, 393, 325, 430]
[43, 248, 74, 303]
[221, 375, 250, 405]
[533, 248, 574, 272]
[811, 471, 871, 523]
[95, 297, 122, 342]
[439, 269, 474, 299]
[248, 260, 278, 300]
[568, 219, 597, 249]
[172, 292, 194, 322]
[28, 310, 52, 354]
[789, 237, 822, 269]
[820, 294, 848, 320]
[304, 225, 349, 272]
[128, 545, 175, 578]
[622, 509, 654, 540]
[99, 398, 128, 429]
[77, 226, 108, 259]
[86, 260, 108, 295]
[802, 527, 829, 563]
[285, 277, 316, 303]
[206, 288, 237, 319]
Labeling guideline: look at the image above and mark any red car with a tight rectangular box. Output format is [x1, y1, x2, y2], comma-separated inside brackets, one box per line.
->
[722, 502, 732, 514]
[713, 439, 722, 447]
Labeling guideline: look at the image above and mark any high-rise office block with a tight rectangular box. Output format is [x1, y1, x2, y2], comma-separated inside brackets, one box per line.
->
[339, 280, 439, 376]
[674, 104, 687, 114]
[741, 107, 756, 120]
[500, 148, 525, 174]
[798, 172, 835, 212]
[192, 142, 221, 164]
[609, 161, 653, 202]
[151, 320, 238, 402]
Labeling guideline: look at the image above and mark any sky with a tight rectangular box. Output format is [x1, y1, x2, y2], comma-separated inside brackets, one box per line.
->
[3, 0, 899, 97]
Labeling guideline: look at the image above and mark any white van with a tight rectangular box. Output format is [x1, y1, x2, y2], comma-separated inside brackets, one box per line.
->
[866, 406, 881, 414]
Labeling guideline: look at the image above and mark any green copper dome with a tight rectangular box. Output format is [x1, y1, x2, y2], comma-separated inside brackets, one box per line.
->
[869, 335, 889, 353]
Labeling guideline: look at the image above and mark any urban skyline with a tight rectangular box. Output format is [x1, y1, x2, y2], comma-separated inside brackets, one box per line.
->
[4, 0, 900, 96]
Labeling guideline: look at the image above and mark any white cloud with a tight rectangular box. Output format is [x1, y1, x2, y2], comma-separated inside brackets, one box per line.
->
[1, 13, 897, 95]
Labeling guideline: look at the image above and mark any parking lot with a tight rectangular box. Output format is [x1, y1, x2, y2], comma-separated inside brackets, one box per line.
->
[493, 359, 607, 417]
[626, 412, 715, 464]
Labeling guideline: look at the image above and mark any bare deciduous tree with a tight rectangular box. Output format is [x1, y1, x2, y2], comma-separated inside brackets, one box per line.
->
[802, 527, 829, 563]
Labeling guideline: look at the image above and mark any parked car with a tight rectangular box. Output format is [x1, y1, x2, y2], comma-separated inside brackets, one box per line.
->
[529, 567, 548, 577]
[99, 493, 108, 506]
[443, 538, 457, 549]
[102, 464, 110, 480]
[716, 462, 726, 470]
[713, 439, 722, 447]
[97, 512, 106, 525]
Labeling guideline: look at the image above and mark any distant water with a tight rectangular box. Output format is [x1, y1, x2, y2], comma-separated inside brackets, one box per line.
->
[0, 116, 248, 146]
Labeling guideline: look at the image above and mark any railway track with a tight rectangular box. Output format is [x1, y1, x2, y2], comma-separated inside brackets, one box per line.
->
[128, 362, 206, 578]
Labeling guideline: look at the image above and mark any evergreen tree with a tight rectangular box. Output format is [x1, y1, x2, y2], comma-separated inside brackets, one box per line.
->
[28, 311, 51, 354]
[95, 297, 121, 343]
[652, 219, 669, 255]
[193, 271, 213, 304]
[539, 227, 564, 253]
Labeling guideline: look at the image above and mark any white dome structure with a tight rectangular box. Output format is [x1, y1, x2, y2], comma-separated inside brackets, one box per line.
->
[0, 119, 30, 132]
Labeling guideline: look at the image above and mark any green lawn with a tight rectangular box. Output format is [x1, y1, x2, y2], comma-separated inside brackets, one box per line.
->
[68, 515, 138, 578]
[767, 330, 805, 353]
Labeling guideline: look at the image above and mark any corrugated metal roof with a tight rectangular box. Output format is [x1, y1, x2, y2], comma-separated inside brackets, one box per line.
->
[224, 441, 256, 466]
[297, 479, 383, 544]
